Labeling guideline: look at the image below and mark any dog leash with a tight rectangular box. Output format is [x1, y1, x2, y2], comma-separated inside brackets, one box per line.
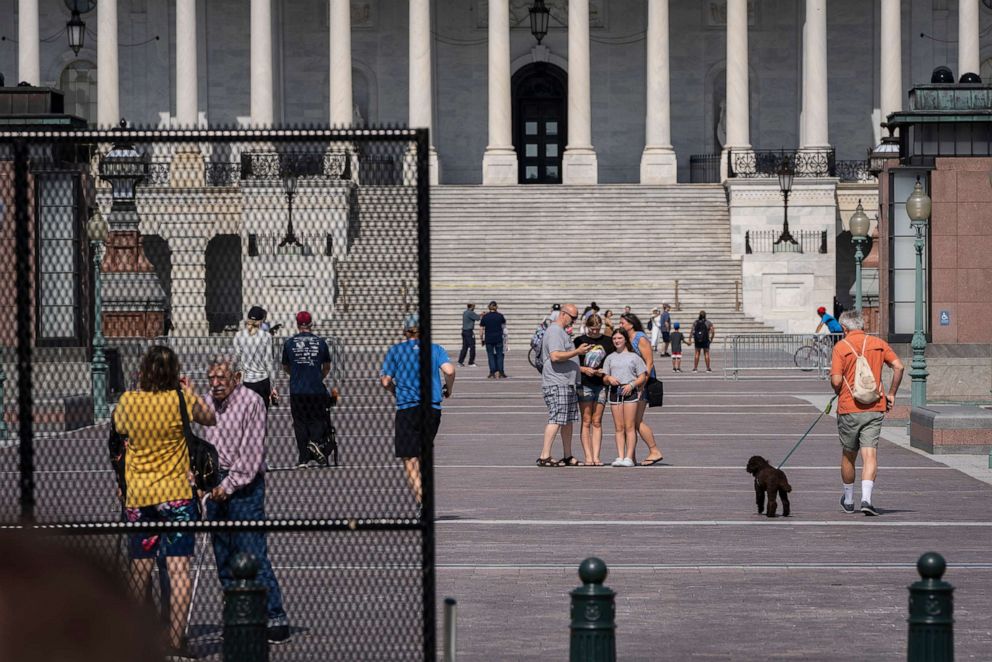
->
[776, 394, 838, 470]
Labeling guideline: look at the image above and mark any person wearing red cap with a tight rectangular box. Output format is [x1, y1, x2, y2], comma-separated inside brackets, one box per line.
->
[281, 311, 337, 468]
[815, 306, 844, 335]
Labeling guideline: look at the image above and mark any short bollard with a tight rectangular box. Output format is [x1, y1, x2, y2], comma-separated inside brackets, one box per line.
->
[908, 552, 954, 662]
[223, 552, 269, 662]
[570, 557, 616, 662]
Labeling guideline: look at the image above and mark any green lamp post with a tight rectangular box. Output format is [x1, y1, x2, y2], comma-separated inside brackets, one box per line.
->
[87, 209, 110, 421]
[905, 178, 931, 409]
[849, 199, 871, 313]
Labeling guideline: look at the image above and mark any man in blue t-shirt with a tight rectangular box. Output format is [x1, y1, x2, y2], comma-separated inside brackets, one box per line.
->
[479, 300, 507, 379]
[381, 314, 456, 505]
[815, 306, 844, 335]
[282, 311, 337, 468]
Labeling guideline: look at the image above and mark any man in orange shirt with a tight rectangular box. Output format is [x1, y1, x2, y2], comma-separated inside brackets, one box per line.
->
[829, 311, 904, 516]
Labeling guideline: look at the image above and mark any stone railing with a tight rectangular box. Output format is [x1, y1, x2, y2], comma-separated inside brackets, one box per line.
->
[728, 148, 835, 178]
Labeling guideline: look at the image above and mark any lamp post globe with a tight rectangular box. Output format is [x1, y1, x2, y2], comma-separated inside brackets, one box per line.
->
[905, 177, 931, 409]
[87, 209, 109, 421]
[849, 200, 871, 313]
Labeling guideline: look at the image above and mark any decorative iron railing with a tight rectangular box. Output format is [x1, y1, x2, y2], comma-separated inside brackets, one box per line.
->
[728, 148, 835, 178]
[745, 228, 828, 254]
[240, 151, 351, 181]
[145, 162, 170, 186]
[835, 159, 875, 183]
[204, 162, 240, 186]
[689, 154, 722, 183]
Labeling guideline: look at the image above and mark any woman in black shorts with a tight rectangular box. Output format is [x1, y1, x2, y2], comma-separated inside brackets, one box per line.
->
[602, 329, 648, 467]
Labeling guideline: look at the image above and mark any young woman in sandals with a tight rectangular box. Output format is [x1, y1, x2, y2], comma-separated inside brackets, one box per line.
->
[574, 314, 613, 465]
[618, 313, 664, 465]
[602, 329, 648, 467]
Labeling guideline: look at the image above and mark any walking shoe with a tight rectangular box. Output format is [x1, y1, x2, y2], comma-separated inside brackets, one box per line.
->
[307, 441, 327, 465]
[457, 362, 464, 367]
[706, 369, 713, 373]
[268, 625, 292, 644]
[487, 373, 496, 379]
[499, 372, 508, 379]
[306, 459, 324, 468]
[620, 457, 635, 468]
[860, 501, 880, 516]
[468, 363, 477, 367]
[840, 496, 855, 514]
[692, 369, 698, 373]
[610, 457, 625, 467]
[296, 461, 309, 469]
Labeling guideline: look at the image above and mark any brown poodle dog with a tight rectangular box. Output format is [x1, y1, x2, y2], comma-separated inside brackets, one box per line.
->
[746, 455, 792, 517]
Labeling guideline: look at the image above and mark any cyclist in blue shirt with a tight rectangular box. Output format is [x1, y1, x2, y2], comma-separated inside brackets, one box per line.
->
[816, 306, 844, 334]
[381, 314, 456, 505]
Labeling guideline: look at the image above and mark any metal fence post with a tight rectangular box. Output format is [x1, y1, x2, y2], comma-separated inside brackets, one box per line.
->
[908, 552, 953, 662]
[570, 557, 616, 662]
[443, 597, 457, 662]
[223, 552, 269, 662]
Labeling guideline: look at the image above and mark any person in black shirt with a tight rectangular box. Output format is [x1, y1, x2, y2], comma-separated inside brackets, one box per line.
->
[479, 301, 507, 379]
[573, 314, 614, 466]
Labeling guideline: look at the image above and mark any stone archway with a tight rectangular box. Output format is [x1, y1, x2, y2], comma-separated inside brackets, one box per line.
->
[204, 235, 243, 333]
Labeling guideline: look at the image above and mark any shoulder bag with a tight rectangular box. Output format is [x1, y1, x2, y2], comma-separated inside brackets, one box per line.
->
[176, 388, 221, 492]
[645, 376, 664, 408]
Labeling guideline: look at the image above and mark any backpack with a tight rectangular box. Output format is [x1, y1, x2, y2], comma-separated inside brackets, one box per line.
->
[692, 319, 709, 344]
[841, 336, 882, 405]
[530, 324, 547, 373]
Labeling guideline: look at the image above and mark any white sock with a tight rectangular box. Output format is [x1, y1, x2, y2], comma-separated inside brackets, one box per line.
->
[843, 483, 854, 505]
[862, 480, 874, 504]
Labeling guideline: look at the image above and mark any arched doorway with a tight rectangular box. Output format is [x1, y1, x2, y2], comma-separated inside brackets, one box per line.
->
[205, 235, 242, 333]
[512, 63, 567, 184]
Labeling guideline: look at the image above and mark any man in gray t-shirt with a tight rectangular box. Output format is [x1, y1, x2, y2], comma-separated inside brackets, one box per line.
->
[458, 303, 481, 367]
[537, 303, 592, 467]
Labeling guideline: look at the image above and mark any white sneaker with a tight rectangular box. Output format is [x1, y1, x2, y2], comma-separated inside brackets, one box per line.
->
[610, 457, 624, 467]
[620, 457, 635, 468]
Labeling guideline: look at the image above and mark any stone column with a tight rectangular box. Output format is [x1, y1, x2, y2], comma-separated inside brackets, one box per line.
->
[959, 0, 980, 78]
[17, 0, 39, 86]
[410, 0, 439, 184]
[563, 0, 597, 184]
[250, 0, 274, 126]
[482, 0, 516, 185]
[97, 0, 120, 128]
[329, 0, 353, 126]
[176, 0, 199, 127]
[640, 0, 676, 184]
[880, 0, 902, 121]
[723, 0, 751, 175]
[801, 0, 829, 150]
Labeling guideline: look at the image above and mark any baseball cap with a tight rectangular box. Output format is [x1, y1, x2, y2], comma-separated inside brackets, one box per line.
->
[673, 322, 680, 329]
[488, 300, 497, 307]
[817, 306, 827, 315]
[247, 306, 266, 321]
[296, 311, 313, 326]
[403, 313, 420, 330]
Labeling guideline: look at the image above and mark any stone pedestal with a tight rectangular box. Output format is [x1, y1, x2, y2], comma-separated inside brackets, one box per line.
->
[639, 148, 678, 185]
[170, 150, 206, 189]
[912, 405, 992, 454]
[482, 149, 518, 185]
[102, 221, 167, 338]
[563, 149, 598, 185]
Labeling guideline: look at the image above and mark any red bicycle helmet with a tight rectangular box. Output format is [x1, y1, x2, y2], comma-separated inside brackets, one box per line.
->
[816, 306, 827, 315]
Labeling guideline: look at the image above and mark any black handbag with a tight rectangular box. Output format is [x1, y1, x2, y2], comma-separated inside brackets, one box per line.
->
[176, 388, 221, 492]
[646, 377, 664, 408]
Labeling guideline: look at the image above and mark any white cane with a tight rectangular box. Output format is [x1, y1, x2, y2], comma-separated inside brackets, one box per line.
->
[184, 498, 211, 638]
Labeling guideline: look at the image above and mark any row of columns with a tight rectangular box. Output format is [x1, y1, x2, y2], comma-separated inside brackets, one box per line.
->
[13, 1, 986, 183]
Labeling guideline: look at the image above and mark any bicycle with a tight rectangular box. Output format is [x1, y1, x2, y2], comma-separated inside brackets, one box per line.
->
[793, 335, 834, 371]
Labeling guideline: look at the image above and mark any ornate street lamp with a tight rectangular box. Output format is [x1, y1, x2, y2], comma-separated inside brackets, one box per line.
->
[773, 157, 799, 252]
[87, 208, 110, 420]
[529, 0, 550, 45]
[905, 177, 931, 409]
[66, 9, 85, 55]
[868, 124, 900, 177]
[279, 170, 301, 249]
[99, 120, 149, 212]
[849, 199, 872, 312]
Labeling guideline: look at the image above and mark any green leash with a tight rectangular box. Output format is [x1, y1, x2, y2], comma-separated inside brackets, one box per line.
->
[777, 395, 838, 470]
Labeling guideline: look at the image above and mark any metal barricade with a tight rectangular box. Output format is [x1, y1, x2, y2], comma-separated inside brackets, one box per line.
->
[723, 333, 843, 380]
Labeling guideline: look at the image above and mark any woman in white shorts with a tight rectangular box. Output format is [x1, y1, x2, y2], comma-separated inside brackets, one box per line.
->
[602, 329, 648, 467]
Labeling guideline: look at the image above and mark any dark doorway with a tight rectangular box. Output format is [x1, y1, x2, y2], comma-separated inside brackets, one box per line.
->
[512, 63, 567, 184]
[204, 234, 242, 333]
[143, 235, 172, 335]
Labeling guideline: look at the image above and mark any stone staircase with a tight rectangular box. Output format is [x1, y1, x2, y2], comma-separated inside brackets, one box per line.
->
[331, 183, 778, 348]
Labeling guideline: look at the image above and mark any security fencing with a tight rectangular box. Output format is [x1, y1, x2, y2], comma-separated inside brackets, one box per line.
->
[0, 126, 435, 660]
[723, 333, 843, 380]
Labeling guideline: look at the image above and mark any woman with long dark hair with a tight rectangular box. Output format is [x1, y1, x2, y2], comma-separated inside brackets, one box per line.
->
[602, 328, 647, 467]
[618, 313, 664, 465]
[113, 344, 216, 658]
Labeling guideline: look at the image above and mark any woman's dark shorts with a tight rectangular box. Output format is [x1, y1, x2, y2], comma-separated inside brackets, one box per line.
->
[126, 499, 198, 559]
[394, 406, 442, 458]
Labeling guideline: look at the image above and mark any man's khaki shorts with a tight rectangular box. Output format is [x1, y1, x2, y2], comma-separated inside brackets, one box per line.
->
[837, 412, 884, 452]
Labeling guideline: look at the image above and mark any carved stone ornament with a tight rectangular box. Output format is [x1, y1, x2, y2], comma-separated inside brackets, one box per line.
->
[476, 0, 606, 29]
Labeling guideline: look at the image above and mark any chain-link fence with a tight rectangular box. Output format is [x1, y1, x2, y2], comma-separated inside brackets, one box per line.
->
[0, 127, 435, 661]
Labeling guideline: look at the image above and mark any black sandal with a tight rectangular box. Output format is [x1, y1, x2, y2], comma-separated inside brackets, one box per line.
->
[561, 456, 582, 467]
[536, 457, 562, 467]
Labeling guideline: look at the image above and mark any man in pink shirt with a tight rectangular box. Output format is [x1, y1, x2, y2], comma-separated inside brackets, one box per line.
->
[202, 355, 290, 644]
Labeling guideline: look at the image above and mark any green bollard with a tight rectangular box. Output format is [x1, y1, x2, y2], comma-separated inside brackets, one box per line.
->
[570, 557, 616, 662]
[223, 552, 269, 662]
[908, 552, 954, 662]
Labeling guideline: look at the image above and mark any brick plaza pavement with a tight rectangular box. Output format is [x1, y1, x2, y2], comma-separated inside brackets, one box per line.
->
[434, 354, 992, 661]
